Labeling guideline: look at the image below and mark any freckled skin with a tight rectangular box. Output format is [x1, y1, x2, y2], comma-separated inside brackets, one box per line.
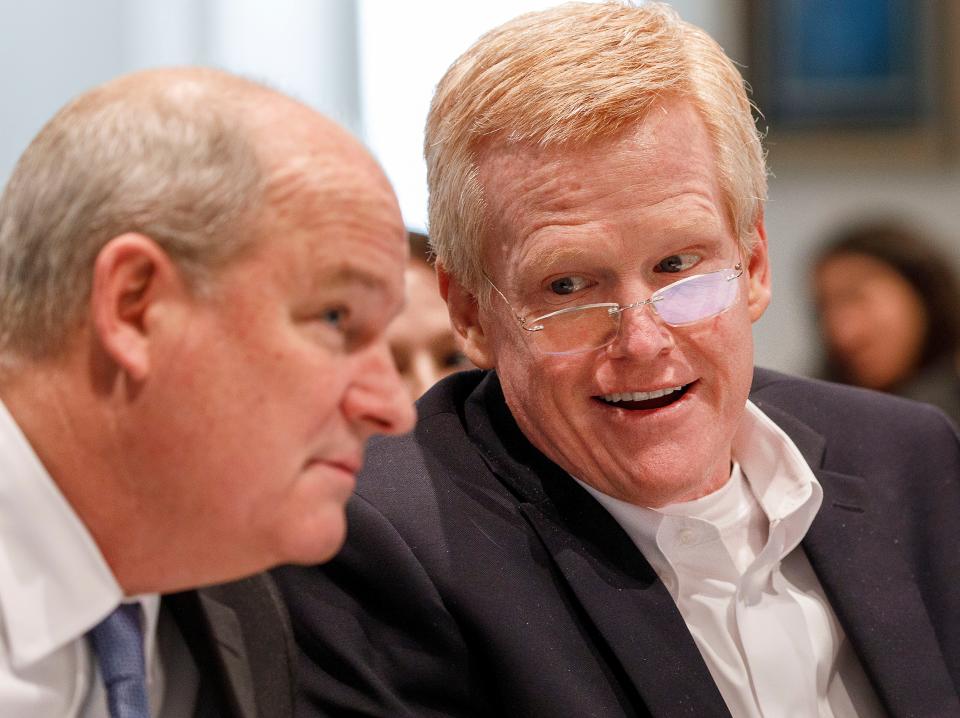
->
[450, 98, 771, 508]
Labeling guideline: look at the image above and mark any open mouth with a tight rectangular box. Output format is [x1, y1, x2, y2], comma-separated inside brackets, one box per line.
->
[595, 382, 693, 411]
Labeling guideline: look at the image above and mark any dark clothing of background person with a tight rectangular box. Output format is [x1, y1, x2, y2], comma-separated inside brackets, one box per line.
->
[896, 355, 960, 427]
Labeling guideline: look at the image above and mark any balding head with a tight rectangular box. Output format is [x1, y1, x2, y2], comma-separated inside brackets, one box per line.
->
[0, 67, 413, 592]
[0, 66, 386, 366]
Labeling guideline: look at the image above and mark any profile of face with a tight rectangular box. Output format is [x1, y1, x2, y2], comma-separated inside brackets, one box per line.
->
[121, 105, 416, 586]
[814, 252, 927, 390]
[387, 260, 472, 399]
[445, 98, 771, 508]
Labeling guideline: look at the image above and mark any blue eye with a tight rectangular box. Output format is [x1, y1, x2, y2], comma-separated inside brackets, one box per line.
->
[321, 307, 347, 329]
[654, 253, 700, 273]
[549, 276, 589, 295]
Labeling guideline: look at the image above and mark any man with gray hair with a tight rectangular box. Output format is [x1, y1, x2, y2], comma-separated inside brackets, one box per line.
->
[277, 3, 960, 717]
[0, 67, 414, 717]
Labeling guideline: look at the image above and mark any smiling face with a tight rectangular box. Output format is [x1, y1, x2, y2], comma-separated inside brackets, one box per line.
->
[448, 98, 770, 508]
[118, 108, 416, 588]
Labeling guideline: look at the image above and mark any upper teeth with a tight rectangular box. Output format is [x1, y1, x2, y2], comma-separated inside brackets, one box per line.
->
[602, 385, 684, 402]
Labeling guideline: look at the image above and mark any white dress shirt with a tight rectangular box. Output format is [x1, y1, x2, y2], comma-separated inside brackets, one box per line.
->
[0, 399, 197, 717]
[577, 400, 885, 717]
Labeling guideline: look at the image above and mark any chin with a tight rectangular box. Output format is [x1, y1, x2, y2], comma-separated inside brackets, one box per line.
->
[276, 507, 350, 567]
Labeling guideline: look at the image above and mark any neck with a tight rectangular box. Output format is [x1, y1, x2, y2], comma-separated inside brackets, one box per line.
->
[1, 357, 163, 595]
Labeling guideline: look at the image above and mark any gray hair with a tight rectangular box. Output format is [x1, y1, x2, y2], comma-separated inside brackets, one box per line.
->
[0, 68, 266, 362]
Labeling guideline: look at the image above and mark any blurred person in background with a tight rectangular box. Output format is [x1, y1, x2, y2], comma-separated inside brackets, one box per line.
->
[813, 220, 960, 425]
[387, 231, 473, 399]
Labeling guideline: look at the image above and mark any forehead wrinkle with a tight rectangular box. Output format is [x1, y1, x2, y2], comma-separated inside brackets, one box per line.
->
[482, 145, 585, 223]
[267, 165, 388, 216]
[505, 185, 726, 279]
[483, 166, 605, 282]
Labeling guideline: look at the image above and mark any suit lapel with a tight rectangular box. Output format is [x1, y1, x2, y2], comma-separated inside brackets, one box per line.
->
[467, 374, 730, 716]
[197, 593, 259, 718]
[759, 401, 958, 716]
[165, 590, 258, 718]
[521, 494, 731, 716]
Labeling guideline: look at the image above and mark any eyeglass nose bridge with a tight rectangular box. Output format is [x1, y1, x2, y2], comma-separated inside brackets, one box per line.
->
[599, 296, 669, 351]
[609, 295, 664, 318]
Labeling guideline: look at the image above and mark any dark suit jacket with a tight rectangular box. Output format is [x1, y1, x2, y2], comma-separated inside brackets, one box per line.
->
[275, 368, 960, 717]
[165, 573, 297, 718]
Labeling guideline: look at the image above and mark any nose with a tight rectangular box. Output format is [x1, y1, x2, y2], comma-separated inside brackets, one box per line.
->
[344, 340, 417, 439]
[605, 301, 676, 359]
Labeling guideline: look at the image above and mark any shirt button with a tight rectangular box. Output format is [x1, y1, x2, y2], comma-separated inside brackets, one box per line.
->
[678, 528, 697, 545]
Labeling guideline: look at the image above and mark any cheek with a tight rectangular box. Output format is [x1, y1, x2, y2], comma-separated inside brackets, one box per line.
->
[224, 344, 349, 465]
[497, 346, 572, 424]
[869, 299, 926, 381]
[685, 311, 755, 411]
[884, 295, 927, 348]
[501, 355, 603, 471]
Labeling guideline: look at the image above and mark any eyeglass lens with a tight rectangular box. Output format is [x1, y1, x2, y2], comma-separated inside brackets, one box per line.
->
[532, 268, 739, 355]
[652, 269, 739, 325]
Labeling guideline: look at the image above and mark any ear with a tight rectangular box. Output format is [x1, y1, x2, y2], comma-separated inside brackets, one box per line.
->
[437, 263, 495, 369]
[744, 217, 772, 323]
[90, 233, 184, 382]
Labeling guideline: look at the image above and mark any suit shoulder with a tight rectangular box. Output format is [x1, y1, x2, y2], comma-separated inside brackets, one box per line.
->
[361, 369, 485, 478]
[752, 367, 953, 430]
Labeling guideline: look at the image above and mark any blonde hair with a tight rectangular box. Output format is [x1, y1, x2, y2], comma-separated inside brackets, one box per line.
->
[0, 68, 266, 361]
[425, 1, 767, 294]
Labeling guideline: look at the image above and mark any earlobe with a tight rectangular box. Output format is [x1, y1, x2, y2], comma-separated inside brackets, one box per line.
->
[745, 220, 772, 323]
[437, 264, 495, 369]
[91, 233, 179, 382]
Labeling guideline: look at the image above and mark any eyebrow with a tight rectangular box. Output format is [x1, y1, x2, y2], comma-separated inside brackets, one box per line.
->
[320, 264, 389, 291]
[516, 244, 593, 274]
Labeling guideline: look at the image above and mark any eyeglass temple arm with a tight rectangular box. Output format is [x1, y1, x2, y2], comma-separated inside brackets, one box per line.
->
[484, 274, 530, 327]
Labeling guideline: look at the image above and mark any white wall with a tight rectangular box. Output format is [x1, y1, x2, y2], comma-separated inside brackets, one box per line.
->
[357, 0, 601, 233]
[0, 0, 360, 185]
[2, 0, 958, 377]
[1, 0, 125, 184]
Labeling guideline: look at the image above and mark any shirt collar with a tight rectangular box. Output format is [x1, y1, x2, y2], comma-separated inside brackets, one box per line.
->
[0, 398, 124, 668]
[732, 400, 823, 555]
[574, 400, 823, 574]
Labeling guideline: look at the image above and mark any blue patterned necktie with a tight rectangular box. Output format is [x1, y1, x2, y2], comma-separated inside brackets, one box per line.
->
[87, 603, 151, 718]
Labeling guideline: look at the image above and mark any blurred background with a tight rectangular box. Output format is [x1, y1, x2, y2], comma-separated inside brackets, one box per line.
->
[2, 0, 960, 381]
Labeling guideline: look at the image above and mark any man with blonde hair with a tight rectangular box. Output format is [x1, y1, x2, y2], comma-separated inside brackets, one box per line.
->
[0, 67, 414, 717]
[277, 3, 960, 716]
